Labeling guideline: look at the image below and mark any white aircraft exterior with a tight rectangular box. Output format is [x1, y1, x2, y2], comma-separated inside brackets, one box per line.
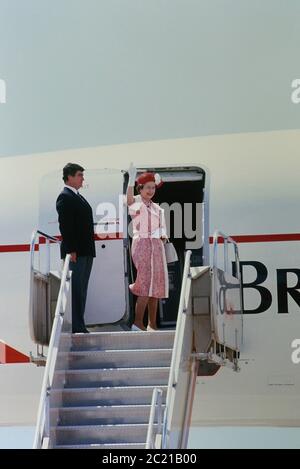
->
[1, 129, 300, 429]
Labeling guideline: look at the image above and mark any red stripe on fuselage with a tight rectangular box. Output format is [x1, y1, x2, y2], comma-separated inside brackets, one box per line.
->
[209, 233, 300, 244]
[1, 233, 300, 253]
[0, 244, 39, 253]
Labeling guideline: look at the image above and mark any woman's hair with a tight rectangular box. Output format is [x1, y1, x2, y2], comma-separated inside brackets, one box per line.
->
[137, 183, 157, 194]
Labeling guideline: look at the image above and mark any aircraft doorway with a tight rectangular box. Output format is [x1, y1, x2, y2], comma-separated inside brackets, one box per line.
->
[125, 167, 206, 329]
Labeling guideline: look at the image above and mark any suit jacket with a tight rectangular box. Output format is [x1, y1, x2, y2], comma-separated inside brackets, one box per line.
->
[56, 187, 96, 259]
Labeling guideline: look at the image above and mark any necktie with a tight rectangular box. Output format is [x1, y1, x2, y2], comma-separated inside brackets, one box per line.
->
[77, 192, 88, 205]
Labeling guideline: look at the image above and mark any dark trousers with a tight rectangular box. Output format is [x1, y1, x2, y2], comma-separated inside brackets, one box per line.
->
[69, 256, 94, 332]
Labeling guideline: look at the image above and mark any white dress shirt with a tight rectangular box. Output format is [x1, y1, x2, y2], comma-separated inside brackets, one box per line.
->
[64, 184, 78, 195]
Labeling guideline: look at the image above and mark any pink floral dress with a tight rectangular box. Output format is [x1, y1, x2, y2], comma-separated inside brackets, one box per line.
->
[128, 195, 169, 298]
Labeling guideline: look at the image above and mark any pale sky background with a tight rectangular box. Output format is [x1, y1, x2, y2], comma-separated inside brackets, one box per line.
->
[1, 0, 300, 449]
[1, 0, 300, 158]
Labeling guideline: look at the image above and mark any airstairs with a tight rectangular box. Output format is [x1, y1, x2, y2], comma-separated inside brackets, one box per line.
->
[29, 230, 243, 449]
[45, 331, 174, 449]
[49, 330, 174, 448]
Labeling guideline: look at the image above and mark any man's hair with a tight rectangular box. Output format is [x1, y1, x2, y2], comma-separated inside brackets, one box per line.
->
[63, 163, 84, 182]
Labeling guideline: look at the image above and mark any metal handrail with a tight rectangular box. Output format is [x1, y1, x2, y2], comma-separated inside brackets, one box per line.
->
[212, 230, 244, 349]
[29, 230, 62, 347]
[162, 250, 192, 449]
[36, 230, 61, 243]
[146, 388, 163, 449]
[212, 230, 241, 281]
[33, 254, 71, 449]
[30, 230, 61, 275]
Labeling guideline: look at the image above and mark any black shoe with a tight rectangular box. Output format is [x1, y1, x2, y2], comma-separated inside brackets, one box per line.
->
[72, 327, 90, 334]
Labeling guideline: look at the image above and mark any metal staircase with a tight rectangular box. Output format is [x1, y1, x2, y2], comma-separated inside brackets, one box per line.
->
[30, 229, 243, 449]
[50, 330, 174, 449]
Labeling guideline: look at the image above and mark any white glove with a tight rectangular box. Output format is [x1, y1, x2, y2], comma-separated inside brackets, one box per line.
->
[128, 162, 137, 186]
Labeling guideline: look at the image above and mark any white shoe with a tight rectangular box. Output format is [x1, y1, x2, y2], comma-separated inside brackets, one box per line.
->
[131, 324, 143, 331]
[147, 325, 158, 332]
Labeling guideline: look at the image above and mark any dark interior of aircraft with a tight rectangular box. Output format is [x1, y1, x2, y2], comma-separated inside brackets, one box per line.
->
[125, 173, 205, 328]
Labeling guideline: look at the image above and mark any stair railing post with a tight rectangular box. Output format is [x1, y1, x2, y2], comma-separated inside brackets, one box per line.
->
[33, 254, 71, 448]
[146, 387, 163, 449]
[157, 389, 163, 436]
[45, 381, 50, 440]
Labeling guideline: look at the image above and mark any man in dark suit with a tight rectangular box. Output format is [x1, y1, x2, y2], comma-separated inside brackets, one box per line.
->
[56, 163, 96, 333]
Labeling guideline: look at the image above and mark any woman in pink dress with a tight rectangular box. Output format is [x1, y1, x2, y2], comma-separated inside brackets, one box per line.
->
[127, 163, 169, 331]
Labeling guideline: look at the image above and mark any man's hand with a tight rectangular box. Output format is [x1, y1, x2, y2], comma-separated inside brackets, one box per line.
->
[70, 252, 77, 263]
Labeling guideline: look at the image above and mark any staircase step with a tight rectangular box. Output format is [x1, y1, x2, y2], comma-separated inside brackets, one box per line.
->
[52, 423, 153, 445]
[64, 331, 175, 351]
[55, 367, 170, 388]
[58, 349, 172, 369]
[50, 330, 175, 448]
[55, 442, 145, 449]
[50, 385, 167, 407]
[52, 404, 165, 425]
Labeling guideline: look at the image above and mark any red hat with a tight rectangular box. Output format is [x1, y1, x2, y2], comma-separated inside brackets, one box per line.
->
[136, 172, 163, 188]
